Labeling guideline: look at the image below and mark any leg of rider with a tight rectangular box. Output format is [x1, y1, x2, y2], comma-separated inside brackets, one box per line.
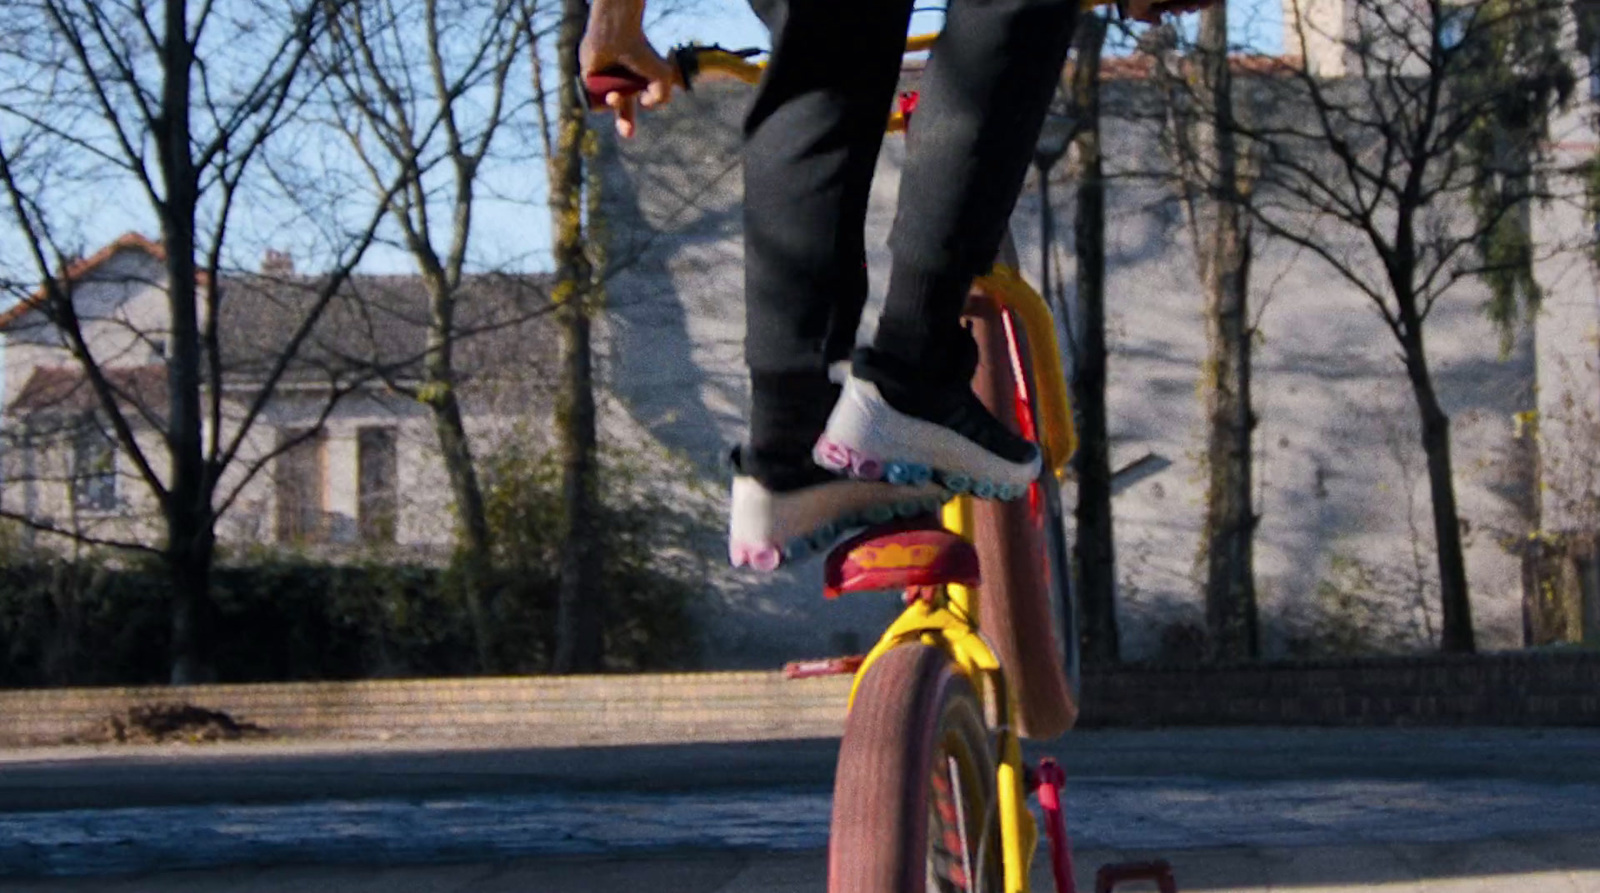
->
[821, 0, 1080, 493]
[730, 0, 954, 568]
[740, 0, 913, 491]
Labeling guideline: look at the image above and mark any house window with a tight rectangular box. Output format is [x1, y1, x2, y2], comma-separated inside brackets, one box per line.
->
[275, 427, 327, 543]
[1579, 1, 1600, 104]
[357, 427, 398, 544]
[71, 424, 117, 512]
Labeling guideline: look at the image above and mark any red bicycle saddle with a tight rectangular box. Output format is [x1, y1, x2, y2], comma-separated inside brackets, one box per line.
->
[823, 517, 980, 599]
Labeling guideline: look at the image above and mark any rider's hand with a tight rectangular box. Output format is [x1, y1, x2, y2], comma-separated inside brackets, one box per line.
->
[580, 0, 677, 139]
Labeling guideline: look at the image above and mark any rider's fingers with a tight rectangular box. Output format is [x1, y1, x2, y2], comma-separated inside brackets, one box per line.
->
[622, 48, 678, 98]
[608, 92, 638, 139]
[641, 76, 671, 109]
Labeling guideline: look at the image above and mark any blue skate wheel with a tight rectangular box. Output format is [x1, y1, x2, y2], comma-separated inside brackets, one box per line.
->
[782, 539, 809, 561]
[908, 464, 933, 486]
[894, 500, 925, 517]
[944, 474, 972, 493]
[864, 504, 895, 524]
[973, 480, 996, 499]
[885, 462, 911, 485]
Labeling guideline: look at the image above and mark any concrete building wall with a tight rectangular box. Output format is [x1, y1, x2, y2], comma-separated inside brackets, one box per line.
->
[598, 65, 1569, 666]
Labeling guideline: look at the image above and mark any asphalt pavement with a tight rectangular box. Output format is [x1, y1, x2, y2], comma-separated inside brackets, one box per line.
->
[1, 728, 1597, 889]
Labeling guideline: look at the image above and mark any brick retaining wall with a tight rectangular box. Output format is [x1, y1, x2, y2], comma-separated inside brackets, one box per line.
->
[1078, 650, 1600, 727]
[0, 673, 854, 747]
[1, 651, 1594, 747]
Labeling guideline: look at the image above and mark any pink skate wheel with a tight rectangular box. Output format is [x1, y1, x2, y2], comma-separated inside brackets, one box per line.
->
[852, 455, 883, 480]
[815, 439, 851, 471]
[751, 546, 781, 572]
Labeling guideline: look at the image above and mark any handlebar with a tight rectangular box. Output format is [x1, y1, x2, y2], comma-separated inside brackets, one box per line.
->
[585, 41, 920, 131]
[584, 44, 765, 111]
[584, 0, 1218, 113]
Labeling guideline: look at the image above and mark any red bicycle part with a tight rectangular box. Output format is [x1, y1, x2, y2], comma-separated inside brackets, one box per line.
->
[783, 656, 864, 679]
[1096, 860, 1178, 893]
[898, 90, 921, 119]
[822, 520, 980, 599]
[584, 66, 651, 110]
[1000, 308, 1046, 521]
[1035, 758, 1078, 893]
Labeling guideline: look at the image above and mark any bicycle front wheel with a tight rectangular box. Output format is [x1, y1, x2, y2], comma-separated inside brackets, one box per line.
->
[829, 643, 1002, 893]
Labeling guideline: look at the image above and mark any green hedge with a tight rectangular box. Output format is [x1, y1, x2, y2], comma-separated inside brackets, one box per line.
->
[0, 556, 700, 687]
[0, 442, 715, 687]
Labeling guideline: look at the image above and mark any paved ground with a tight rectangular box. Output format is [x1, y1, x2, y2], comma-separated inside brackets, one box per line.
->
[5, 727, 1597, 811]
[2, 728, 1597, 889]
[10, 840, 1600, 892]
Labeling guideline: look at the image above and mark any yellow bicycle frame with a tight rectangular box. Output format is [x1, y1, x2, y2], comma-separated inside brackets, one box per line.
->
[845, 271, 1068, 893]
[688, 37, 1081, 893]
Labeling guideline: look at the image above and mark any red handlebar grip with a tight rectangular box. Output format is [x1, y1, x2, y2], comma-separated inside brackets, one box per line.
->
[585, 67, 651, 110]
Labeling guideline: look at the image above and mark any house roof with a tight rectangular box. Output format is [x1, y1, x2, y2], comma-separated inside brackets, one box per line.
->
[216, 270, 558, 386]
[4, 233, 560, 393]
[0, 231, 208, 331]
[7, 364, 168, 420]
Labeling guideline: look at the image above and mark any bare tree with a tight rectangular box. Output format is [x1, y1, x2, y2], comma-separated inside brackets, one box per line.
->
[0, 0, 397, 682]
[314, 0, 530, 671]
[1067, 8, 1122, 667]
[1149, 7, 1261, 660]
[1222, 0, 1576, 652]
[525, 0, 606, 673]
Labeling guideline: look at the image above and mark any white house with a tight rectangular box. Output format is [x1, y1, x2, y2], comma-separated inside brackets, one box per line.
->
[0, 233, 559, 560]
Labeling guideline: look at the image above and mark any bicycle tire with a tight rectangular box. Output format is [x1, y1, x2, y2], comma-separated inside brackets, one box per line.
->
[829, 643, 1002, 893]
[965, 291, 1079, 740]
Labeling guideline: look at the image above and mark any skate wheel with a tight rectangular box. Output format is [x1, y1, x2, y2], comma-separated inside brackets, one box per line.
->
[864, 504, 894, 524]
[853, 455, 884, 480]
[885, 463, 911, 485]
[944, 474, 972, 493]
[973, 480, 996, 499]
[815, 440, 852, 472]
[908, 464, 933, 486]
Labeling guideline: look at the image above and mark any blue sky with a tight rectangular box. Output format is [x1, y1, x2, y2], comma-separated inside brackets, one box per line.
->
[370, 0, 1289, 274]
[652, 0, 1287, 62]
[0, 0, 1289, 283]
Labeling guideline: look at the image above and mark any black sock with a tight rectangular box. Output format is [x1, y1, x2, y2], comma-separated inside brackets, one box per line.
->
[746, 369, 840, 490]
[871, 264, 973, 373]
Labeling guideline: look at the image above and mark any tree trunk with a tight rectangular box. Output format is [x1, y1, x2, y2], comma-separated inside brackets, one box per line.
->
[1069, 12, 1120, 667]
[157, 0, 214, 685]
[167, 529, 215, 684]
[1398, 302, 1476, 654]
[1197, 5, 1259, 662]
[550, 0, 603, 674]
[421, 276, 495, 671]
[1506, 320, 1540, 647]
[554, 302, 601, 672]
[1409, 362, 1476, 654]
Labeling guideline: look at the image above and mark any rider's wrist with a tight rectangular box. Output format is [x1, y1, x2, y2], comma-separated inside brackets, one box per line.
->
[589, 0, 647, 31]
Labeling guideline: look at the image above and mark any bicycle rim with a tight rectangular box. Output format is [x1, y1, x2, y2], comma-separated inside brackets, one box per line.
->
[829, 643, 1001, 893]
